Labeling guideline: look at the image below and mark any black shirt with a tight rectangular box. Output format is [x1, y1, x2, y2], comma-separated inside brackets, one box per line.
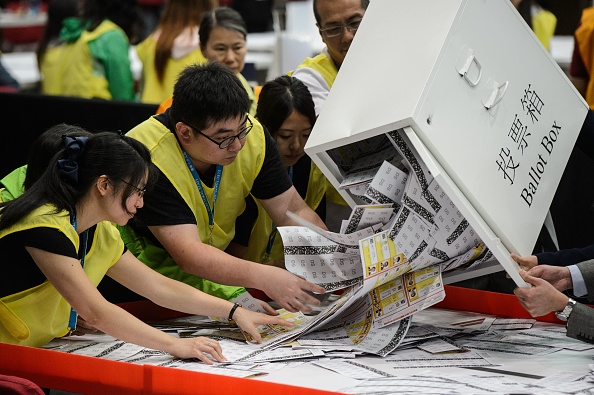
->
[232, 155, 326, 246]
[0, 226, 96, 298]
[128, 111, 293, 246]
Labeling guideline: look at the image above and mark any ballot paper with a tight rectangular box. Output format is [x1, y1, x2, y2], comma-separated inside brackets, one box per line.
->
[268, 128, 494, 356]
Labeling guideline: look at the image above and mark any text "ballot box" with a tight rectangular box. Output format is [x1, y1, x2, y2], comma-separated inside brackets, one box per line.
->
[304, 0, 589, 286]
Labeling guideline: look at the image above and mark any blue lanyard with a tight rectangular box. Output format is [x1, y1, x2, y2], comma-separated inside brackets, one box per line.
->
[182, 150, 223, 244]
[68, 216, 89, 331]
[264, 166, 293, 260]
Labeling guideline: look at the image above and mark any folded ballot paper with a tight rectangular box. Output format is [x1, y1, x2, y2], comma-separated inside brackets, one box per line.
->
[242, 128, 493, 357]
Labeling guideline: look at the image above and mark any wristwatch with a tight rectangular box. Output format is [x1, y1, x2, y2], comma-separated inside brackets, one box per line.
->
[555, 298, 577, 321]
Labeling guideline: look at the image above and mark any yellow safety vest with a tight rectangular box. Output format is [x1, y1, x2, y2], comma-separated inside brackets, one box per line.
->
[576, 7, 594, 109]
[0, 205, 123, 347]
[294, 52, 338, 88]
[236, 72, 258, 116]
[123, 115, 265, 300]
[40, 20, 124, 99]
[293, 54, 347, 207]
[136, 35, 207, 104]
[245, 159, 327, 263]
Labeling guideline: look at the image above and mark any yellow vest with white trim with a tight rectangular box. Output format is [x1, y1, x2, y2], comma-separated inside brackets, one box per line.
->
[123, 115, 265, 300]
[245, 159, 327, 263]
[236, 72, 258, 116]
[294, 52, 338, 89]
[41, 20, 124, 99]
[0, 205, 123, 347]
[293, 54, 348, 207]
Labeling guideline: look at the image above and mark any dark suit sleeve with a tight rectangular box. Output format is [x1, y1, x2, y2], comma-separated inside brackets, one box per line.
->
[537, 244, 594, 266]
[576, 109, 594, 161]
[566, 303, 594, 344]
[576, 260, 594, 303]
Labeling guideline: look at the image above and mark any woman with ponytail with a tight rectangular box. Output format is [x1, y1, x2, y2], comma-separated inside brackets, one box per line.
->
[0, 130, 289, 362]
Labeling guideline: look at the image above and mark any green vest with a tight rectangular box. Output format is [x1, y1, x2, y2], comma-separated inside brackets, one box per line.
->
[0, 205, 123, 346]
[0, 166, 26, 203]
[123, 115, 266, 300]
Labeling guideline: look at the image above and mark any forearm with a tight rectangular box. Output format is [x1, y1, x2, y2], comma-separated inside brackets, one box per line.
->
[83, 302, 180, 354]
[144, 274, 240, 319]
[290, 202, 328, 230]
[177, 242, 269, 290]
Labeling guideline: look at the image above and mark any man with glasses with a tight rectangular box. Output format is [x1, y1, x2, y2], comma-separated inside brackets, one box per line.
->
[122, 62, 326, 313]
[292, 0, 369, 115]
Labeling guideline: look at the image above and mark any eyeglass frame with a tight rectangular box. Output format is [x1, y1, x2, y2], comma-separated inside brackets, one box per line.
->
[111, 178, 147, 198]
[182, 116, 253, 149]
[318, 19, 363, 38]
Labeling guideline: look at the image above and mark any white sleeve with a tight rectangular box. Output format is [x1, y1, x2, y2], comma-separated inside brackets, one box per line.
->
[292, 67, 331, 116]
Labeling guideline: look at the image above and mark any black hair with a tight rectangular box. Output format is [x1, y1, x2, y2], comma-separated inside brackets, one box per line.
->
[36, 0, 79, 65]
[313, 0, 369, 26]
[0, 132, 157, 230]
[199, 7, 248, 50]
[256, 76, 316, 137]
[24, 124, 93, 190]
[170, 62, 250, 130]
[81, 0, 144, 44]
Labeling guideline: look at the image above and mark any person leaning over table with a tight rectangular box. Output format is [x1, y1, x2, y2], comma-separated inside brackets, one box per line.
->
[0, 131, 290, 361]
[120, 62, 326, 313]
[0, 124, 92, 203]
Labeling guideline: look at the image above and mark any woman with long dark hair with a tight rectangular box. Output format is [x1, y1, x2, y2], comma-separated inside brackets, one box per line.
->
[136, 0, 216, 104]
[0, 131, 289, 362]
[229, 76, 328, 265]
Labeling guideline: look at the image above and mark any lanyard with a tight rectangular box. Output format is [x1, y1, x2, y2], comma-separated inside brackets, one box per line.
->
[68, 216, 89, 331]
[182, 149, 223, 245]
[264, 166, 293, 261]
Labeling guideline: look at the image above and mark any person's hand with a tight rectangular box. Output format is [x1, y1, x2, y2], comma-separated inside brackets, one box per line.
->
[511, 253, 538, 270]
[260, 267, 326, 313]
[232, 307, 293, 343]
[170, 336, 225, 364]
[61, 317, 100, 337]
[253, 297, 278, 315]
[514, 270, 569, 317]
[527, 265, 572, 292]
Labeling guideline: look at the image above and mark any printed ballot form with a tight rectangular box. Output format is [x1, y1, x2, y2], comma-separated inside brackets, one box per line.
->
[304, 0, 589, 286]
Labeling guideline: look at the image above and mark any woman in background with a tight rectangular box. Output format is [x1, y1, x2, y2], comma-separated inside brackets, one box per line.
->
[229, 76, 327, 265]
[199, 7, 257, 115]
[39, 0, 140, 101]
[136, 0, 216, 104]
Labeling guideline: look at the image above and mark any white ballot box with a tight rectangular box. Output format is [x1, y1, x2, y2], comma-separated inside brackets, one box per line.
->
[304, 0, 589, 287]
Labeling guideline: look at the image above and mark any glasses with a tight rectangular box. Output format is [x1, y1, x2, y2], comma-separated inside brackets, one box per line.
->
[113, 178, 146, 198]
[183, 117, 253, 149]
[319, 19, 362, 38]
